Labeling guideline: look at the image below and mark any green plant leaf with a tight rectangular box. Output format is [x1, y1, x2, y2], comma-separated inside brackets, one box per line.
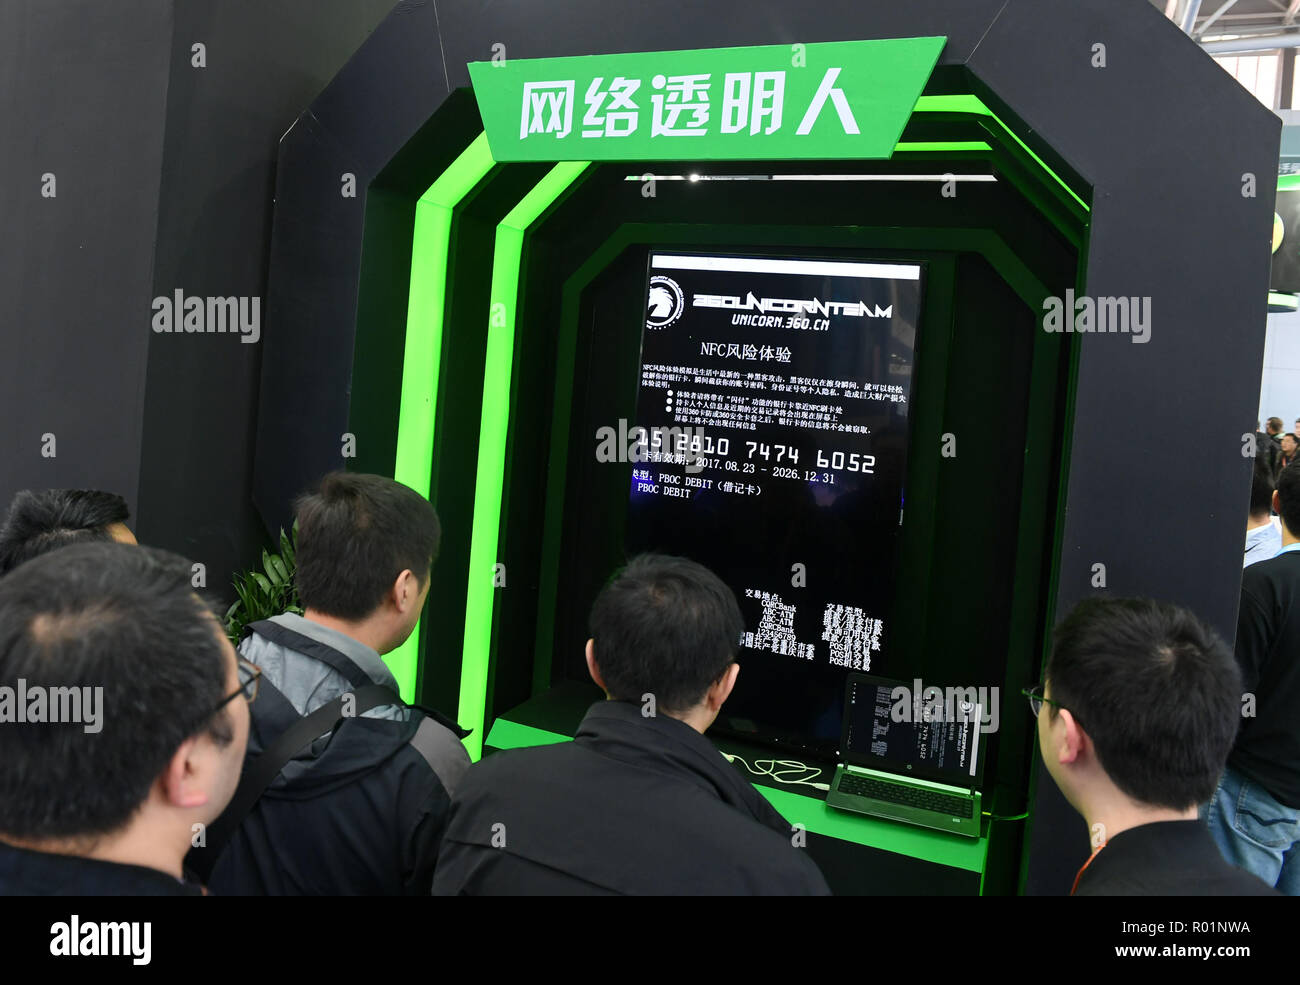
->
[224, 599, 242, 642]
[233, 579, 253, 613]
[229, 525, 300, 634]
[260, 550, 281, 588]
[268, 554, 290, 586]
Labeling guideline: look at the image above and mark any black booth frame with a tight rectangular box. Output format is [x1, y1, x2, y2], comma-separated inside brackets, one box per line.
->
[252, 0, 1280, 895]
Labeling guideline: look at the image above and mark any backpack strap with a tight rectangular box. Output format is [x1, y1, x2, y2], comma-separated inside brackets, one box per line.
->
[188, 681, 401, 884]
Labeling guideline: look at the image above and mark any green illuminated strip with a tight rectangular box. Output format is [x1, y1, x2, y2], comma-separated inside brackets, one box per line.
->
[485, 716, 986, 871]
[913, 94, 1088, 212]
[912, 94, 991, 115]
[893, 140, 991, 153]
[387, 133, 496, 702]
[1278, 173, 1300, 191]
[459, 161, 591, 758]
[1269, 291, 1298, 309]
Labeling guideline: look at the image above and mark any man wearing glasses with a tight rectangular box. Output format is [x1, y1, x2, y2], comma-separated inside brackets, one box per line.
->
[0, 543, 251, 894]
[1027, 597, 1275, 896]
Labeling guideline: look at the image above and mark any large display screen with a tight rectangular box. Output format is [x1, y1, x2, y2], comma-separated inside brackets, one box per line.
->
[626, 252, 923, 755]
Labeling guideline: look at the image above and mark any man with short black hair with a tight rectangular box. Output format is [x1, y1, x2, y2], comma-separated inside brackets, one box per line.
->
[1245, 455, 1281, 567]
[198, 472, 469, 895]
[1257, 420, 1281, 479]
[434, 553, 830, 895]
[1033, 597, 1275, 895]
[1209, 462, 1300, 894]
[0, 489, 136, 575]
[1282, 434, 1300, 472]
[0, 543, 250, 894]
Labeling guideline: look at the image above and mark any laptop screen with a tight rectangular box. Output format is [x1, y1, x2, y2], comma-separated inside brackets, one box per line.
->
[842, 673, 986, 788]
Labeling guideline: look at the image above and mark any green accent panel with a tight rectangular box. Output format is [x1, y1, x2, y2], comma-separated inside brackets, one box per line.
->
[469, 38, 945, 161]
[393, 133, 497, 497]
[912, 94, 989, 115]
[757, 785, 985, 872]
[1278, 173, 1300, 191]
[459, 161, 591, 759]
[385, 133, 496, 702]
[486, 715, 987, 872]
[913, 94, 1089, 214]
[486, 717, 572, 749]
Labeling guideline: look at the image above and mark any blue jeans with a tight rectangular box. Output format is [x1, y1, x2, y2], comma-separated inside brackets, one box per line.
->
[1203, 764, 1300, 895]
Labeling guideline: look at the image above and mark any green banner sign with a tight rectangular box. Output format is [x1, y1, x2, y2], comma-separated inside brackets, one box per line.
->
[468, 38, 946, 162]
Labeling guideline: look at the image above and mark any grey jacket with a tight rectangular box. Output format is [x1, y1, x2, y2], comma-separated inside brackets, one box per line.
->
[206, 614, 470, 895]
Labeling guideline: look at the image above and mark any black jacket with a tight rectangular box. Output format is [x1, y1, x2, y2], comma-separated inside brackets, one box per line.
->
[201, 616, 470, 895]
[1234, 551, 1300, 807]
[1073, 821, 1278, 896]
[1257, 432, 1281, 478]
[0, 841, 203, 895]
[433, 701, 831, 895]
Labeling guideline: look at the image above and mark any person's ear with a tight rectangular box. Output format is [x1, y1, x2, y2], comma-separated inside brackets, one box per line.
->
[1274, 490, 1282, 516]
[106, 522, 137, 545]
[393, 569, 418, 614]
[158, 735, 212, 811]
[705, 662, 740, 712]
[585, 638, 608, 693]
[1052, 709, 1088, 767]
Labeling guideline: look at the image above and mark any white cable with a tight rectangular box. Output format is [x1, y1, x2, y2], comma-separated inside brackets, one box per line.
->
[724, 753, 830, 792]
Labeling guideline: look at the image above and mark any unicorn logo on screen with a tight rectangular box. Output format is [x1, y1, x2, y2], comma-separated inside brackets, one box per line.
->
[648, 286, 674, 318]
[646, 275, 684, 329]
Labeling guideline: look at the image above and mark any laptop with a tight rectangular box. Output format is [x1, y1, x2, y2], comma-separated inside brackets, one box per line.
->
[825, 672, 986, 838]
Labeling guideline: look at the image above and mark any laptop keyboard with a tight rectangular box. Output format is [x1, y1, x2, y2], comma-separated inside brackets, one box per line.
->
[838, 773, 974, 818]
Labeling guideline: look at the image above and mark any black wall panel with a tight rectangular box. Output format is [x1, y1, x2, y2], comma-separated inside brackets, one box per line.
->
[136, 0, 400, 598]
[967, 0, 1279, 895]
[435, 0, 1008, 83]
[0, 0, 172, 525]
[251, 0, 451, 536]
[1, 0, 401, 600]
